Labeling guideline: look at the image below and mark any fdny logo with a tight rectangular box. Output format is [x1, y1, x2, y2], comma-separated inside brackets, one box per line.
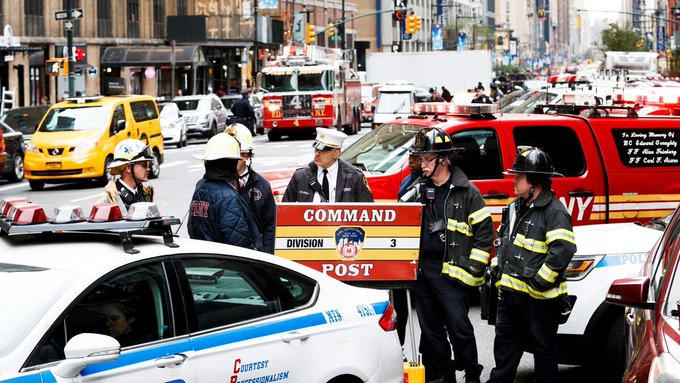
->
[334, 227, 365, 261]
[248, 187, 263, 201]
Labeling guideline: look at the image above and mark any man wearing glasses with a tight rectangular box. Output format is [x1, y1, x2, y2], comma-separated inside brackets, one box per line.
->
[99, 139, 155, 212]
[409, 128, 494, 383]
[282, 128, 373, 203]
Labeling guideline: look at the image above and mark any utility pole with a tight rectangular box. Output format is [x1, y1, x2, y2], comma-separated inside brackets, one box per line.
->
[66, 0, 74, 97]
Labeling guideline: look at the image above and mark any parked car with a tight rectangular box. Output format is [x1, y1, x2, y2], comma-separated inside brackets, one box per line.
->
[220, 93, 264, 134]
[607, 205, 680, 382]
[0, 104, 50, 147]
[159, 103, 187, 148]
[0, 201, 403, 383]
[0, 121, 24, 182]
[173, 94, 228, 138]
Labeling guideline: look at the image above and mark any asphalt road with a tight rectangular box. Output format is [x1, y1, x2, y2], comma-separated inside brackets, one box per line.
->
[0, 125, 593, 381]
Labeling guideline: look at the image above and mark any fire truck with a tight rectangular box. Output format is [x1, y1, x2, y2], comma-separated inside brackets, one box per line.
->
[258, 46, 362, 141]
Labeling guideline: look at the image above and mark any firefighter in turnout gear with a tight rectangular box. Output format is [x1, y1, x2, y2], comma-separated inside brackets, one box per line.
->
[410, 128, 494, 383]
[487, 146, 577, 383]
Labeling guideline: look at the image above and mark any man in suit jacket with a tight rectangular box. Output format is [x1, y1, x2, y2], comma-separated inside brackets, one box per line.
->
[282, 128, 373, 203]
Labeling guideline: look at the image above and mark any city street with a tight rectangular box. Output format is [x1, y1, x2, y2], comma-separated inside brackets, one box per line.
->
[0, 127, 591, 382]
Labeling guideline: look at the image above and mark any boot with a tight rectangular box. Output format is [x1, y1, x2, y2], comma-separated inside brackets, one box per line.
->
[464, 363, 483, 383]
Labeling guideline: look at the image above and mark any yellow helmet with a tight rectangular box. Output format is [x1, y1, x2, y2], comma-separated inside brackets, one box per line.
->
[193, 133, 242, 161]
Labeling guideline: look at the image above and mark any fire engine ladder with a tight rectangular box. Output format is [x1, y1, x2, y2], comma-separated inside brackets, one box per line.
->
[0, 87, 15, 114]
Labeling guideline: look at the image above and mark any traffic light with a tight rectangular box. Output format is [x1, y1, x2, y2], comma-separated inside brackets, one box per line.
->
[45, 58, 68, 76]
[405, 14, 416, 35]
[306, 24, 316, 44]
[576, 14, 582, 30]
[414, 16, 421, 31]
[327, 22, 335, 38]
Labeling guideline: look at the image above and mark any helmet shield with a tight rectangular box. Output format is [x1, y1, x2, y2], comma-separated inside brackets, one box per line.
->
[409, 128, 454, 155]
[505, 146, 564, 177]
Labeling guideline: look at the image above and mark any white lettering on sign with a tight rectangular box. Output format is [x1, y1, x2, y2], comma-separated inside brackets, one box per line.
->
[303, 209, 397, 223]
[321, 263, 374, 277]
[558, 196, 593, 221]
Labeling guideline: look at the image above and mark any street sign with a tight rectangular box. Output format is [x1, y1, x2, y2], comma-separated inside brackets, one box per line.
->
[55, 8, 83, 21]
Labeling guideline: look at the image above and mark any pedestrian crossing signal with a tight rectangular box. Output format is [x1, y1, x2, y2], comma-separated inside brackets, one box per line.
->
[45, 58, 68, 76]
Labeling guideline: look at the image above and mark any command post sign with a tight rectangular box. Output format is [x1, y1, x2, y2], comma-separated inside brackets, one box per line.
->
[275, 203, 422, 282]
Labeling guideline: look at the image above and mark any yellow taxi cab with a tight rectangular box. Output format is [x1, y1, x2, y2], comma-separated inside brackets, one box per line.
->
[24, 95, 164, 190]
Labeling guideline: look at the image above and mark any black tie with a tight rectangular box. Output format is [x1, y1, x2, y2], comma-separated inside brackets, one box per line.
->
[322, 169, 330, 202]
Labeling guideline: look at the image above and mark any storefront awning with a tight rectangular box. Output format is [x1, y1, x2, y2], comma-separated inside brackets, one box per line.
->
[101, 45, 208, 66]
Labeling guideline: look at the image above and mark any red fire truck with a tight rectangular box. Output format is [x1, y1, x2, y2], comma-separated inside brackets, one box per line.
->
[258, 46, 362, 141]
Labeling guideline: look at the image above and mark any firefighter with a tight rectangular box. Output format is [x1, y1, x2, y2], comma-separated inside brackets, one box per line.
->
[487, 146, 577, 383]
[99, 139, 155, 212]
[225, 123, 277, 254]
[188, 133, 262, 251]
[410, 128, 494, 383]
[282, 127, 373, 203]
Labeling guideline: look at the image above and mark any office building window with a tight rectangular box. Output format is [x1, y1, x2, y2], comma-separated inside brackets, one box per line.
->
[97, 0, 112, 37]
[24, 0, 44, 36]
[153, 0, 165, 38]
[177, 0, 186, 16]
[127, 0, 140, 38]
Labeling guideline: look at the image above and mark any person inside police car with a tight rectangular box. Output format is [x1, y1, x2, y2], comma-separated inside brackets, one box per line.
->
[410, 127, 494, 383]
[487, 146, 576, 383]
[188, 133, 262, 251]
[225, 123, 276, 254]
[282, 127, 373, 203]
[98, 139, 154, 212]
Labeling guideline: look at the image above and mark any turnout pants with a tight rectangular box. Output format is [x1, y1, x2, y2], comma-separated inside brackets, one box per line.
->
[414, 256, 482, 381]
[488, 291, 561, 383]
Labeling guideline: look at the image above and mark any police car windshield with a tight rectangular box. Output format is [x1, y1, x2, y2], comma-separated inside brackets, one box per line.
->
[38, 105, 111, 132]
[375, 92, 412, 114]
[341, 123, 421, 173]
[0, 264, 78, 358]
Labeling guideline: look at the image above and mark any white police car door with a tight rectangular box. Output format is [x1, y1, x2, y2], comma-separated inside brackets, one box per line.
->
[33, 262, 196, 383]
[176, 257, 320, 382]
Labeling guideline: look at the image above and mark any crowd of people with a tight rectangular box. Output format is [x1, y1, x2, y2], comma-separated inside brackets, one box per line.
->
[101, 122, 576, 383]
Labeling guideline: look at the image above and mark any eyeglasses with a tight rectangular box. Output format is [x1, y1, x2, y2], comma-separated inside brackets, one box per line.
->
[420, 156, 438, 164]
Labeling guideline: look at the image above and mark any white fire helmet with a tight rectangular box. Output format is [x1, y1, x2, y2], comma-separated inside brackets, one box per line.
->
[224, 123, 253, 153]
[108, 139, 154, 175]
[193, 133, 242, 161]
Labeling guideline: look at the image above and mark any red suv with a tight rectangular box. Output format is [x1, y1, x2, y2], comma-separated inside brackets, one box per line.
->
[607, 205, 680, 382]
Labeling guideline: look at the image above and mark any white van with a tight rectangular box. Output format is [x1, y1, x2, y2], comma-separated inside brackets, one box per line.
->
[371, 82, 416, 129]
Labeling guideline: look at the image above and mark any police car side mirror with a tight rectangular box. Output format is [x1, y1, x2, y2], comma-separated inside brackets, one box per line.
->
[605, 276, 655, 310]
[53, 333, 121, 379]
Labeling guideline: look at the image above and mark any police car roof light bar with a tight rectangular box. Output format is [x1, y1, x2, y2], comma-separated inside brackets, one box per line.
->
[0, 201, 181, 254]
[0, 197, 31, 218]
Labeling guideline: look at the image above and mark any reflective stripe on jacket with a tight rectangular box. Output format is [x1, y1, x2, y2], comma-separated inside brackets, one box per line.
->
[435, 166, 494, 287]
[495, 189, 577, 299]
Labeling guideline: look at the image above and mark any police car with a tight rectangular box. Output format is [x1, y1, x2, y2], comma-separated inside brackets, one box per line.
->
[0, 199, 402, 383]
[558, 217, 667, 375]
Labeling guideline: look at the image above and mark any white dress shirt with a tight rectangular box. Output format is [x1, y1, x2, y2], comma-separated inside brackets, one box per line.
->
[313, 160, 339, 203]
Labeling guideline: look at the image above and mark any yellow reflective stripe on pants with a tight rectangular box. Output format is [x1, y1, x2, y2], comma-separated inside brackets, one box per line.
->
[537, 264, 558, 284]
[442, 263, 485, 287]
[513, 234, 548, 254]
[447, 219, 472, 237]
[468, 206, 491, 225]
[470, 248, 490, 264]
[546, 228, 576, 245]
[495, 274, 567, 299]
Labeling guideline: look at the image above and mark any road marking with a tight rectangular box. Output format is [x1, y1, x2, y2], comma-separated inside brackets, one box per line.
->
[0, 182, 28, 192]
[71, 193, 102, 203]
[160, 160, 188, 169]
